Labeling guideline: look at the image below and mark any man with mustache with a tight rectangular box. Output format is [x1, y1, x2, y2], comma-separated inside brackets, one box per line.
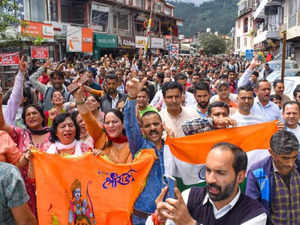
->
[100, 73, 127, 113]
[147, 142, 267, 225]
[246, 130, 300, 225]
[124, 78, 166, 225]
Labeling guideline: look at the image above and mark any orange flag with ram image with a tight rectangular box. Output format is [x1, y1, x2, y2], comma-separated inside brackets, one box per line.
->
[166, 121, 278, 164]
[32, 149, 156, 225]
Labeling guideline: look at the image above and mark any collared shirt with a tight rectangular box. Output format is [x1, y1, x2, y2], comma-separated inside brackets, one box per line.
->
[193, 106, 208, 118]
[0, 162, 29, 225]
[145, 188, 267, 225]
[251, 98, 281, 122]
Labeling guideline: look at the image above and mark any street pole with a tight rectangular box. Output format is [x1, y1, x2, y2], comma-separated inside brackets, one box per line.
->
[144, 0, 155, 58]
[281, 31, 287, 82]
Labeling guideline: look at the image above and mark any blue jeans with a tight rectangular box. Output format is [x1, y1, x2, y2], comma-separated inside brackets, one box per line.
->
[132, 214, 147, 225]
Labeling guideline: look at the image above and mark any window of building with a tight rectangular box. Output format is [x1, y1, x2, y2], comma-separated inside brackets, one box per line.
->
[29, 0, 46, 21]
[244, 37, 247, 47]
[288, 0, 297, 28]
[237, 37, 240, 49]
[61, 0, 85, 25]
[119, 14, 129, 30]
[243, 17, 248, 32]
[136, 0, 145, 9]
[165, 7, 171, 15]
[91, 3, 109, 32]
[50, 0, 58, 21]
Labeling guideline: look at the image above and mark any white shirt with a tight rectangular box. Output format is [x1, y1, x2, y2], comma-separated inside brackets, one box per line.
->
[286, 125, 300, 147]
[160, 106, 199, 138]
[231, 111, 265, 127]
[145, 188, 267, 225]
[151, 91, 197, 109]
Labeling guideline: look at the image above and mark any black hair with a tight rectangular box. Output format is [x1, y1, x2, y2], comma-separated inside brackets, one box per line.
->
[141, 110, 162, 125]
[282, 100, 300, 113]
[105, 73, 118, 81]
[22, 104, 46, 128]
[212, 142, 248, 174]
[254, 79, 270, 89]
[252, 71, 259, 77]
[273, 79, 284, 88]
[104, 108, 124, 124]
[138, 87, 150, 98]
[174, 73, 187, 82]
[194, 82, 210, 94]
[50, 90, 65, 101]
[50, 70, 64, 79]
[207, 101, 229, 116]
[293, 85, 300, 98]
[237, 85, 254, 94]
[50, 112, 80, 143]
[270, 94, 282, 102]
[270, 130, 299, 155]
[161, 81, 183, 98]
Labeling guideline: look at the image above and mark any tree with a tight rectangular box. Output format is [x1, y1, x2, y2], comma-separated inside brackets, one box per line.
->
[0, 0, 19, 38]
[198, 33, 226, 56]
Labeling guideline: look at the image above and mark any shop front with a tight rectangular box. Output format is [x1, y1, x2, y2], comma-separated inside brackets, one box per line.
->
[118, 36, 136, 58]
[93, 33, 118, 59]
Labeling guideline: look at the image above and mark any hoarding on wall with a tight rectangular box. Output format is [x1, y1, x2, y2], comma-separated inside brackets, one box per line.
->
[21, 21, 54, 41]
[67, 26, 93, 53]
[151, 38, 164, 49]
[135, 36, 147, 48]
[31, 47, 49, 59]
[0, 52, 20, 66]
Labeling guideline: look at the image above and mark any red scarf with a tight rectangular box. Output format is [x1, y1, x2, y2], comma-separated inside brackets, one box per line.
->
[108, 135, 128, 144]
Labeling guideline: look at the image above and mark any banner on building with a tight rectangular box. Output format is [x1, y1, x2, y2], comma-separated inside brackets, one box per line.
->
[67, 26, 93, 53]
[33, 149, 156, 225]
[0, 52, 20, 66]
[21, 21, 54, 41]
[31, 47, 49, 59]
[135, 36, 147, 48]
[168, 44, 179, 57]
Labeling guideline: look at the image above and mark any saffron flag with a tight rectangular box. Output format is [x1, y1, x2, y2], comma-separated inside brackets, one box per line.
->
[32, 149, 156, 225]
[166, 121, 278, 165]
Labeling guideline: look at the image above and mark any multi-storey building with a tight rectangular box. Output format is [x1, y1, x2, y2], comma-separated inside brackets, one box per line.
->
[234, 0, 255, 55]
[283, 0, 300, 63]
[252, 0, 283, 57]
[2, 0, 182, 60]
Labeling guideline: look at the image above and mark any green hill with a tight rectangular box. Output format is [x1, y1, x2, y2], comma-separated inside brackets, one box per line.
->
[170, 0, 238, 36]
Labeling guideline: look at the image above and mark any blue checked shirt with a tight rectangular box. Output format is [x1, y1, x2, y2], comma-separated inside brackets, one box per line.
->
[0, 162, 29, 225]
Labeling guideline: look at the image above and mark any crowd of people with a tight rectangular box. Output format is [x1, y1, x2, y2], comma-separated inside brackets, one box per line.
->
[1, 51, 300, 225]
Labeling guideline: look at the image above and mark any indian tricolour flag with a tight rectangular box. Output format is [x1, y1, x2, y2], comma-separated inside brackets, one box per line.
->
[164, 121, 278, 188]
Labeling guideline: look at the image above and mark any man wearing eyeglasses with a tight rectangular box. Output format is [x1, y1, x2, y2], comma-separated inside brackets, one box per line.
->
[146, 142, 267, 225]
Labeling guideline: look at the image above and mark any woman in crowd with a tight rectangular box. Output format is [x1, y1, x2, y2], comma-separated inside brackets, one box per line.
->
[46, 112, 91, 156]
[74, 86, 132, 164]
[0, 102, 51, 217]
[71, 111, 94, 148]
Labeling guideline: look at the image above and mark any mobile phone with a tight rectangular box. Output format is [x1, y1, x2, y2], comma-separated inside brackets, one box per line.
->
[163, 175, 177, 200]
[67, 73, 89, 94]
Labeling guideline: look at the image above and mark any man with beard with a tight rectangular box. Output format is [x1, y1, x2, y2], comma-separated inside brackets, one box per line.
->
[231, 85, 264, 127]
[99, 73, 127, 113]
[192, 82, 210, 117]
[29, 60, 73, 111]
[124, 78, 166, 225]
[147, 142, 267, 225]
[272, 79, 290, 105]
[246, 130, 300, 225]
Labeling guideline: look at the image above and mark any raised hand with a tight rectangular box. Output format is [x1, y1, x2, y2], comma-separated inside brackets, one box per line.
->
[249, 55, 260, 70]
[126, 77, 147, 99]
[19, 56, 27, 73]
[44, 59, 52, 69]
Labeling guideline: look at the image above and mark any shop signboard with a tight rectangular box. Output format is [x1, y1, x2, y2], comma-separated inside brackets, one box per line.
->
[94, 33, 118, 48]
[21, 21, 54, 41]
[0, 52, 20, 66]
[31, 47, 49, 59]
[151, 37, 164, 49]
[135, 36, 147, 48]
[119, 36, 135, 48]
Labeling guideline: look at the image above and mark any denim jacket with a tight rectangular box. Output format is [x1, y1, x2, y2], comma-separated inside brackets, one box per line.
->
[124, 100, 165, 213]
